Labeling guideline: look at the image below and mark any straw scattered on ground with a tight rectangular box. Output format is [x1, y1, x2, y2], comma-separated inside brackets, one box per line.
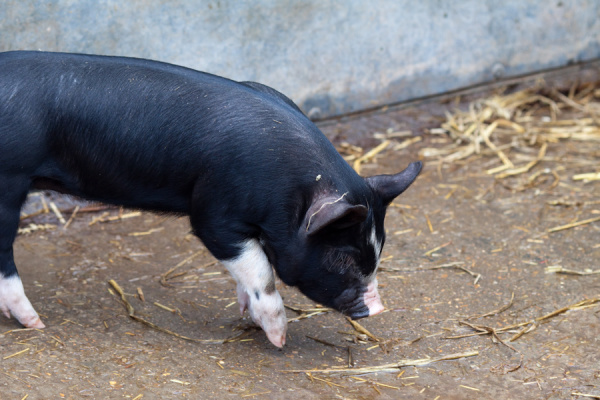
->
[419, 83, 600, 175]
[283, 350, 479, 375]
[108, 279, 242, 344]
[446, 296, 600, 342]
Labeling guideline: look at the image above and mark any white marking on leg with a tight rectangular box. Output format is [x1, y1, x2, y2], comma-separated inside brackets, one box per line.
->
[222, 239, 287, 347]
[0, 274, 45, 328]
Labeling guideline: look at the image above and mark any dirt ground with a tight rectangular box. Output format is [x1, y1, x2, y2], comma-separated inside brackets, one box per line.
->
[1, 64, 599, 400]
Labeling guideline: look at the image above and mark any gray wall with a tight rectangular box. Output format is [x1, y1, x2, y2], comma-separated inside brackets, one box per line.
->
[1, 1, 599, 119]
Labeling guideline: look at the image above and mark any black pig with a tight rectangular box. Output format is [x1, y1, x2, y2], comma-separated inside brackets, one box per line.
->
[0, 52, 421, 347]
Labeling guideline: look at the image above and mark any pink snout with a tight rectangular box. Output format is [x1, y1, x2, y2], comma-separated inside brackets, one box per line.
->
[364, 279, 384, 316]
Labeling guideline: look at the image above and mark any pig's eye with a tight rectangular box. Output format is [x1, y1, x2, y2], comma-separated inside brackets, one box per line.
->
[324, 247, 359, 274]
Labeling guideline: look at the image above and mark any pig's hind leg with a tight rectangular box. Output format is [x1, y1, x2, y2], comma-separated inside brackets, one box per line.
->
[0, 175, 45, 329]
[221, 239, 287, 348]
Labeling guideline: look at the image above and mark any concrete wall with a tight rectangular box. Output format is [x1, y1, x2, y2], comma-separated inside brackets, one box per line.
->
[1, 1, 599, 119]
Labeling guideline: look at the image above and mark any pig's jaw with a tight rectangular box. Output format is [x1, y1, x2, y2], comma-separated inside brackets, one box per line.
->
[332, 224, 384, 319]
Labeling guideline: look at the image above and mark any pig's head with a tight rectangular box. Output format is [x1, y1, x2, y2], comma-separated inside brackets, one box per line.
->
[290, 161, 422, 319]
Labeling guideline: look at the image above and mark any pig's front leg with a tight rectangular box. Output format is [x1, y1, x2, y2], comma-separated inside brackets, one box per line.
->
[222, 239, 287, 348]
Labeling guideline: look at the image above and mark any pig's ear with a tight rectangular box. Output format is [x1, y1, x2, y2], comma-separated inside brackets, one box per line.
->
[304, 198, 368, 236]
[366, 161, 422, 205]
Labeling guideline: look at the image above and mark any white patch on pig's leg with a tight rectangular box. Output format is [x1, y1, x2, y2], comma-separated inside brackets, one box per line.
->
[222, 239, 287, 347]
[0, 274, 45, 328]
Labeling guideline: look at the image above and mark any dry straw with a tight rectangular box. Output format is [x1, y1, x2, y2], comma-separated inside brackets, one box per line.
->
[419, 83, 600, 181]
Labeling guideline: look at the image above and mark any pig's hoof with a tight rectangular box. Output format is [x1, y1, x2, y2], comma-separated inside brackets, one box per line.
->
[0, 275, 45, 329]
[265, 330, 286, 348]
[1, 303, 45, 329]
[22, 315, 46, 329]
[246, 290, 288, 348]
[254, 308, 288, 348]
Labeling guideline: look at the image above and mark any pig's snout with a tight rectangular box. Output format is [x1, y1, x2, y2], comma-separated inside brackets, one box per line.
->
[339, 279, 384, 320]
[363, 279, 384, 316]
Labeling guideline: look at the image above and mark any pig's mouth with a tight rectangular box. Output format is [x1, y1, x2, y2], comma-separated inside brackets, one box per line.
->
[335, 279, 384, 320]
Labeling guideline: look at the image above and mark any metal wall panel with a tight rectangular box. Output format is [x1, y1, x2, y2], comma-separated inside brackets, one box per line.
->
[1, 1, 598, 118]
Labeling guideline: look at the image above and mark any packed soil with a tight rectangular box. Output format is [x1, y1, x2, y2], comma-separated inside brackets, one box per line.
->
[1, 63, 599, 399]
